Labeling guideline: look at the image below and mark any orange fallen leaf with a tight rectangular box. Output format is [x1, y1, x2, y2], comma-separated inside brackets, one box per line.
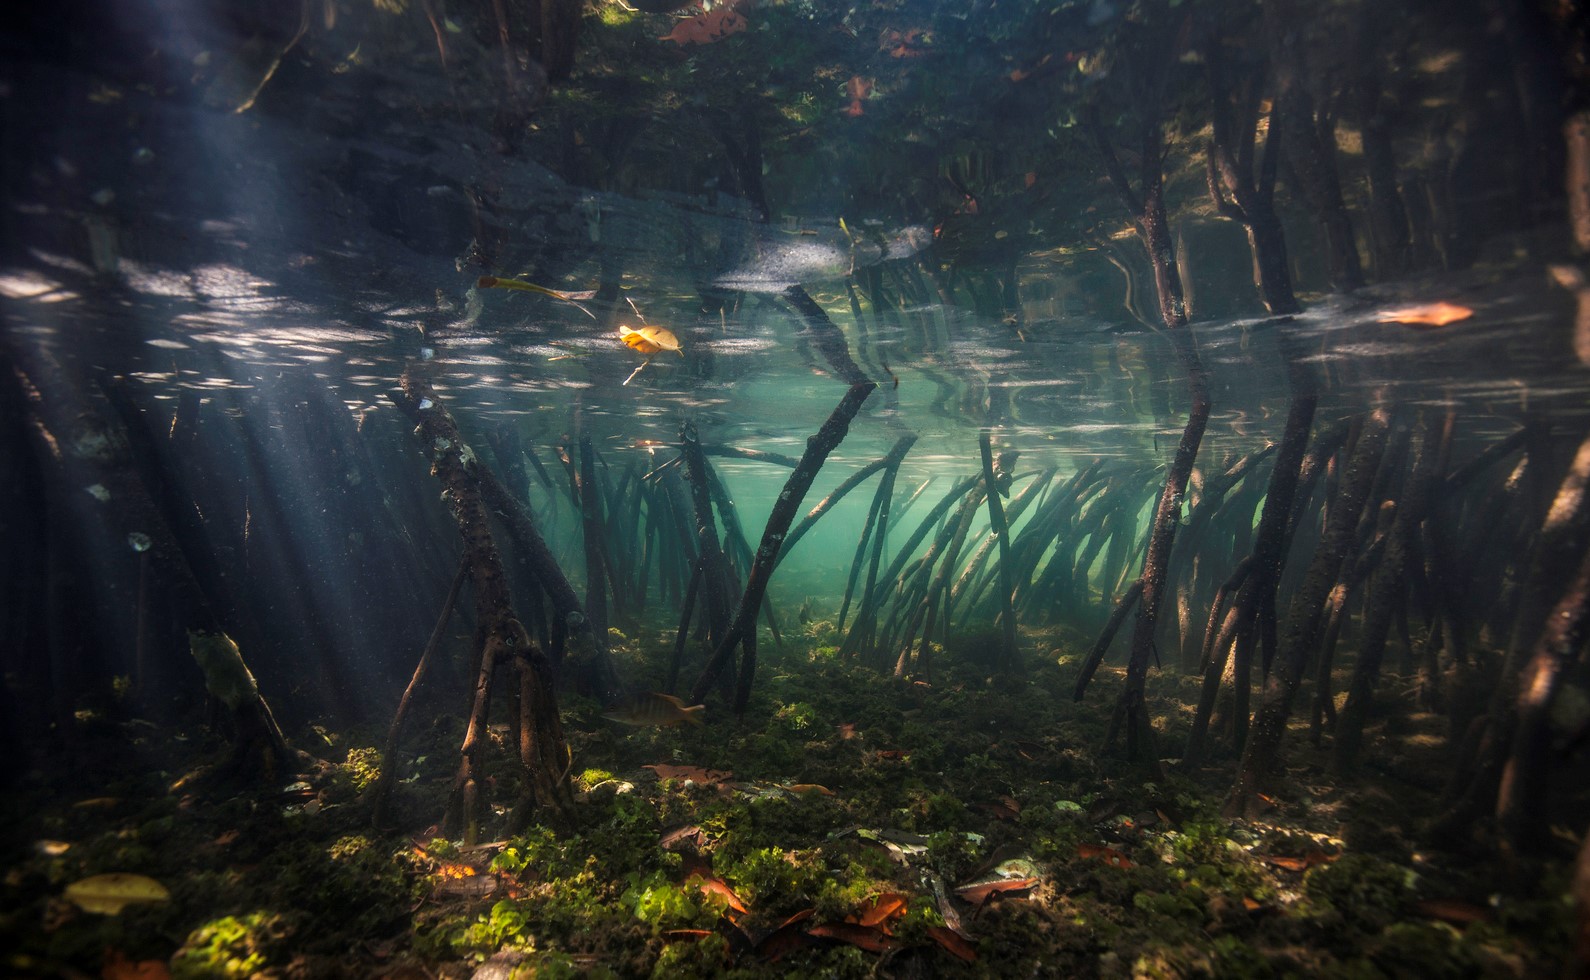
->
[782, 783, 836, 797]
[1260, 851, 1335, 872]
[875, 749, 905, 760]
[1241, 896, 1263, 912]
[953, 877, 1038, 903]
[1077, 843, 1132, 868]
[1377, 301, 1473, 328]
[836, 723, 858, 740]
[692, 874, 748, 914]
[435, 861, 478, 880]
[659, 4, 748, 45]
[844, 76, 872, 117]
[926, 925, 977, 962]
[808, 921, 899, 953]
[856, 892, 908, 929]
[663, 928, 717, 942]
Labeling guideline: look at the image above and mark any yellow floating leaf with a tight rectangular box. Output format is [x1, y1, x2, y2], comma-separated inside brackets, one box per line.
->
[618, 324, 683, 356]
[63, 873, 170, 915]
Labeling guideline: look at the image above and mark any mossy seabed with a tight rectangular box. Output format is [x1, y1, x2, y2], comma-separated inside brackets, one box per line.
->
[0, 622, 1574, 978]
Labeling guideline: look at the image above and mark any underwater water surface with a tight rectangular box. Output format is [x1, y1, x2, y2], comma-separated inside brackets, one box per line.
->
[3, 0, 1590, 977]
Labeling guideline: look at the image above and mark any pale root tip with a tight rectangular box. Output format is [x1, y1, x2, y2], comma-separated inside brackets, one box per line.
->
[683, 704, 706, 725]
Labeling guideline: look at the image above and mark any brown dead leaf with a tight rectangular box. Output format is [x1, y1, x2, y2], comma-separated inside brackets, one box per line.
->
[660, 824, 706, 851]
[692, 874, 748, 915]
[1077, 843, 1132, 868]
[659, 4, 748, 45]
[1413, 898, 1492, 926]
[808, 921, 899, 953]
[927, 925, 977, 962]
[756, 910, 815, 962]
[856, 892, 908, 929]
[644, 764, 734, 784]
[103, 948, 170, 980]
[1260, 851, 1336, 873]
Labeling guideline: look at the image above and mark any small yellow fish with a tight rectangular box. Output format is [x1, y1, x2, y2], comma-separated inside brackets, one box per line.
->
[602, 692, 705, 728]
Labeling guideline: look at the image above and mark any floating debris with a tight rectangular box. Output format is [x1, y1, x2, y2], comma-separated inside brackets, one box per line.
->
[63, 873, 170, 915]
[1376, 301, 1474, 328]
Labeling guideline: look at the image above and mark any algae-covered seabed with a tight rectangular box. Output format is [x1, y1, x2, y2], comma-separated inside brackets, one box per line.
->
[1, 621, 1577, 978]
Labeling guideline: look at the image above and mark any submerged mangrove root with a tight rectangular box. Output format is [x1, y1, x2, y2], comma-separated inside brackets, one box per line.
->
[370, 557, 467, 827]
[1227, 406, 1391, 818]
[1110, 327, 1211, 762]
[394, 367, 573, 841]
[1185, 345, 1317, 765]
[1333, 413, 1439, 774]
[690, 380, 876, 710]
[476, 452, 622, 702]
[1495, 429, 1590, 854]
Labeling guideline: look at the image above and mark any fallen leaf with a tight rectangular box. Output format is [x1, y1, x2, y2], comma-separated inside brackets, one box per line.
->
[1077, 843, 1132, 868]
[64, 874, 170, 915]
[1260, 851, 1335, 872]
[1377, 301, 1473, 328]
[808, 921, 899, 953]
[663, 928, 717, 942]
[659, 4, 748, 45]
[660, 824, 706, 851]
[1413, 898, 1491, 925]
[644, 764, 734, 784]
[926, 925, 977, 962]
[780, 783, 835, 797]
[879, 26, 929, 58]
[102, 948, 171, 980]
[874, 749, 905, 761]
[836, 723, 858, 740]
[692, 874, 748, 915]
[73, 797, 122, 810]
[756, 910, 815, 962]
[953, 877, 1038, 904]
[434, 861, 478, 880]
[856, 892, 908, 929]
[844, 75, 872, 117]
